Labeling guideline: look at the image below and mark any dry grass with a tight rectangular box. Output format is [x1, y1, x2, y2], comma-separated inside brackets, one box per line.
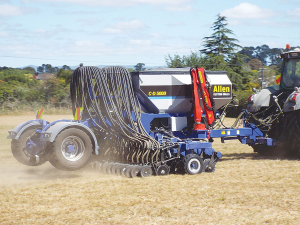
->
[0, 114, 300, 224]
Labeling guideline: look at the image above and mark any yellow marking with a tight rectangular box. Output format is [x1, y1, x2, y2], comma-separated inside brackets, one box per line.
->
[198, 70, 204, 83]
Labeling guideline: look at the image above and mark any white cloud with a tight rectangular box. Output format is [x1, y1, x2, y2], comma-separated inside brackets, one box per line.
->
[221, 3, 276, 19]
[167, 22, 185, 27]
[165, 5, 192, 11]
[130, 39, 152, 45]
[23, 0, 193, 10]
[288, 8, 300, 17]
[102, 20, 145, 34]
[0, 4, 22, 16]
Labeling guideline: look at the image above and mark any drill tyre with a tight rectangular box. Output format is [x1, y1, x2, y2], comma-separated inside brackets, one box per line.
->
[130, 165, 141, 178]
[106, 163, 115, 174]
[116, 164, 125, 175]
[183, 154, 204, 175]
[11, 128, 48, 166]
[49, 128, 93, 171]
[157, 165, 170, 176]
[124, 165, 134, 178]
[139, 165, 152, 177]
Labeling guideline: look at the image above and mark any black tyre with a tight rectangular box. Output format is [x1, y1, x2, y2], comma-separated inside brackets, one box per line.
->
[101, 162, 109, 174]
[49, 128, 93, 171]
[130, 165, 141, 178]
[157, 165, 169, 176]
[121, 164, 130, 176]
[116, 164, 125, 175]
[286, 111, 300, 156]
[124, 165, 134, 178]
[183, 154, 204, 175]
[139, 165, 152, 177]
[111, 163, 120, 175]
[106, 163, 115, 174]
[11, 128, 48, 166]
[202, 158, 210, 172]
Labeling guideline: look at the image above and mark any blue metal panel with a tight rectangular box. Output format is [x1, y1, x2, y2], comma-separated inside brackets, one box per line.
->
[210, 128, 253, 138]
[180, 141, 212, 150]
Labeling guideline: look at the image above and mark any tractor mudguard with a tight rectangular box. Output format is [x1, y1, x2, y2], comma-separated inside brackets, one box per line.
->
[40, 121, 99, 155]
[8, 119, 46, 140]
[247, 89, 272, 112]
[283, 90, 300, 112]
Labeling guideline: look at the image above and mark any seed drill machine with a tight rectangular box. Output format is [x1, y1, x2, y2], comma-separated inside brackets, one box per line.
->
[8, 61, 291, 178]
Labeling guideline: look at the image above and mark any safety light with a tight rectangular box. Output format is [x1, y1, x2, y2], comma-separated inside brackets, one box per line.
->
[248, 94, 254, 103]
[289, 93, 299, 102]
[286, 44, 291, 49]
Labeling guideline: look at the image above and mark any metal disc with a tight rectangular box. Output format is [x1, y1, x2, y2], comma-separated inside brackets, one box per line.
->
[130, 165, 141, 178]
[121, 164, 130, 176]
[101, 162, 109, 174]
[139, 165, 153, 177]
[106, 163, 115, 174]
[157, 165, 170, 176]
[125, 166, 134, 178]
[111, 163, 120, 175]
[116, 164, 125, 175]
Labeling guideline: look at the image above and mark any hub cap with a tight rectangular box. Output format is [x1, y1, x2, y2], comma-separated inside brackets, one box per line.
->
[188, 158, 201, 174]
[61, 136, 85, 161]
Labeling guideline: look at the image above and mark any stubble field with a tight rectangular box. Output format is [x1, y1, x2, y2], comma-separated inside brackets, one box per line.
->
[0, 114, 300, 224]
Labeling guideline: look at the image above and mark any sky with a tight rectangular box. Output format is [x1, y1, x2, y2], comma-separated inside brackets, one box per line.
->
[0, 0, 300, 68]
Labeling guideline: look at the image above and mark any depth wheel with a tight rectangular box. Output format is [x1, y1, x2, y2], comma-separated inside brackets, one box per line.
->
[106, 163, 115, 174]
[139, 165, 152, 177]
[124, 165, 134, 178]
[130, 165, 141, 178]
[121, 164, 130, 176]
[111, 163, 120, 175]
[11, 127, 48, 166]
[203, 158, 210, 172]
[116, 164, 125, 175]
[49, 128, 93, 171]
[157, 165, 169, 176]
[183, 154, 204, 175]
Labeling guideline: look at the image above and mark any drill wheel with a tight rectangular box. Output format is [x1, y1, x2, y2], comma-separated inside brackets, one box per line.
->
[121, 164, 130, 176]
[139, 165, 153, 177]
[203, 159, 210, 172]
[106, 163, 115, 174]
[183, 154, 204, 175]
[116, 164, 125, 175]
[101, 162, 109, 174]
[111, 163, 120, 175]
[124, 165, 134, 178]
[130, 165, 141, 178]
[157, 165, 170, 176]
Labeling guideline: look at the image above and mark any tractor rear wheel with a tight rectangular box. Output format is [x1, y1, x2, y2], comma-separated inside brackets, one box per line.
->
[49, 128, 93, 171]
[285, 111, 300, 156]
[11, 128, 48, 166]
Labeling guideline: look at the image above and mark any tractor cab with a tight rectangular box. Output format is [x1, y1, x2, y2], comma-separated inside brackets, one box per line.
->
[280, 48, 300, 89]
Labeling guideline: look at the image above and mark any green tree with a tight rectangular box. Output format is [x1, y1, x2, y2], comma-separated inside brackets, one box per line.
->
[200, 14, 241, 59]
[166, 52, 203, 68]
[134, 63, 145, 71]
[166, 54, 184, 68]
[57, 68, 73, 85]
[62, 65, 71, 70]
[238, 46, 255, 63]
[23, 67, 36, 74]
[248, 58, 263, 71]
[37, 66, 44, 73]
